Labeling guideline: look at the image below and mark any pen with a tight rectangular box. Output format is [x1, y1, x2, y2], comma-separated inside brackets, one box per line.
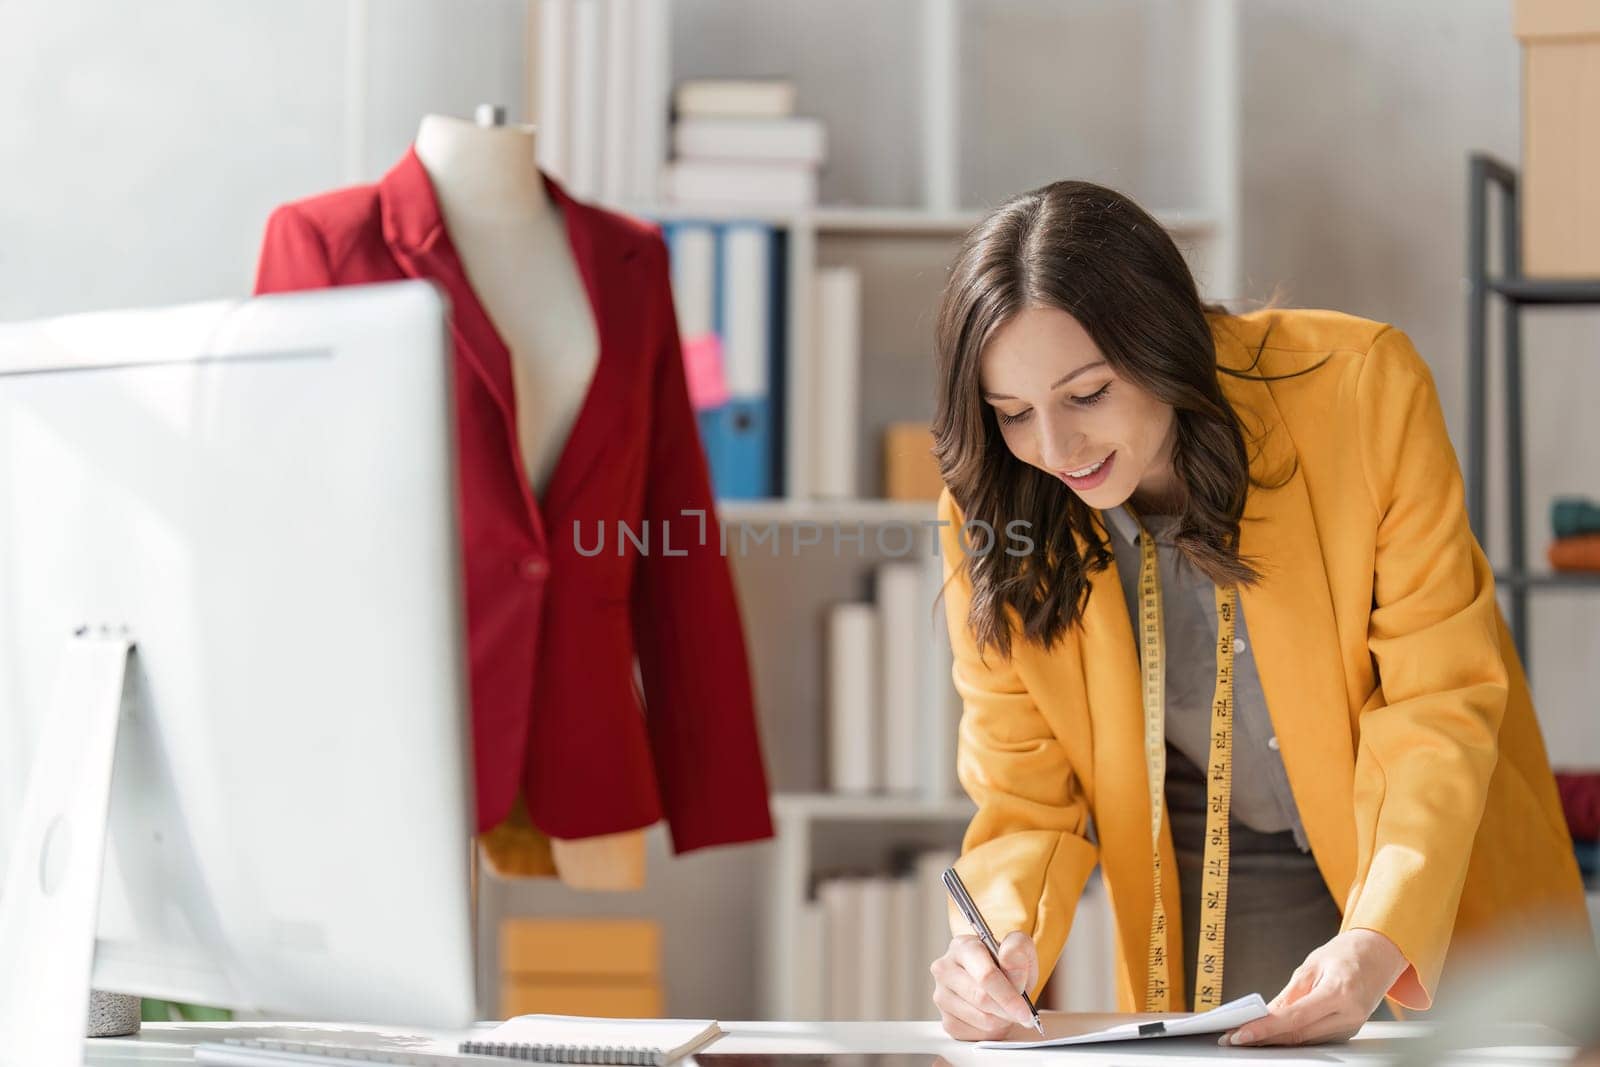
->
[941, 867, 1045, 1035]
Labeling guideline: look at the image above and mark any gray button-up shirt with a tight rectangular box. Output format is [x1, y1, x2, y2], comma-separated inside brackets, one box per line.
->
[1103, 506, 1310, 851]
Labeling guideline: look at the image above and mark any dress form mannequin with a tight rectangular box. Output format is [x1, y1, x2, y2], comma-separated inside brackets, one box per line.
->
[413, 110, 597, 499]
[415, 110, 644, 891]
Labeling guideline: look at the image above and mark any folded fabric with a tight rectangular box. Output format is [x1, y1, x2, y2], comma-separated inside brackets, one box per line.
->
[1555, 771, 1600, 842]
[1547, 534, 1600, 572]
[1552, 497, 1600, 540]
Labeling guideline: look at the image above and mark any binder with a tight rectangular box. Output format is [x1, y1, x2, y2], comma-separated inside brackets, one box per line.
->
[664, 222, 717, 344]
[696, 399, 771, 499]
[663, 221, 786, 499]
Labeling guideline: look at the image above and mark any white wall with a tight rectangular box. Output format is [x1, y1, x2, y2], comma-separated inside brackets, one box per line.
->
[1238, 0, 1600, 766]
[0, 0, 526, 320]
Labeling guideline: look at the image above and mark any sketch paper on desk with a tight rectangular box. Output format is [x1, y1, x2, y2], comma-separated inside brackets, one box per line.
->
[976, 993, 1268, 1048]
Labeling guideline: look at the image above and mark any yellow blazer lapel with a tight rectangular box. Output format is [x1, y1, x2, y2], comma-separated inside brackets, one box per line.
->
[1213, 321, 1358, 904]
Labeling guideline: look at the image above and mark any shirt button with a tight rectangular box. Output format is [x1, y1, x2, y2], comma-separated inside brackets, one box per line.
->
[1267, 735, 1280, 751]
[521, 557, 549, 581]
[1233, 637, 1246, 654]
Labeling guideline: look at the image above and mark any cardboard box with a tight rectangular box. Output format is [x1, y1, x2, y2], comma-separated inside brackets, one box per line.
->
[1516, 0, 1600, 277]
[500, 978, 663, 1019]
[883, 422, 945, 501]
[500, 918, 660, 977]
[499, 918, 664, 1019]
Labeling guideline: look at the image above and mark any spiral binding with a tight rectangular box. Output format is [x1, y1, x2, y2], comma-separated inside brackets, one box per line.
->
[457, 1041, 660, 1065]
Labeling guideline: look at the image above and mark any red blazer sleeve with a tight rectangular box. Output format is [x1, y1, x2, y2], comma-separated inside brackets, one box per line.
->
[254, 204, 335, 295]
[630, 234, 774, 851]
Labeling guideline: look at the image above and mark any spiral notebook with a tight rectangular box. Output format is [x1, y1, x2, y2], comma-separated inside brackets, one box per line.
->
[458, 1015, 725, 1064]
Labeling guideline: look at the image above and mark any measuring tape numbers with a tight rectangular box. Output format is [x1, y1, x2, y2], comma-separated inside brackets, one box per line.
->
[1134, 517, 1238, 1012]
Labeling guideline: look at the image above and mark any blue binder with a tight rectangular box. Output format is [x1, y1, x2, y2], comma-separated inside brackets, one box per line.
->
[697, 398, 772, 500]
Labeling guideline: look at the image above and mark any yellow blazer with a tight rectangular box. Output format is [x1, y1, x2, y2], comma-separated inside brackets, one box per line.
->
[938, 309, 1589, 1013]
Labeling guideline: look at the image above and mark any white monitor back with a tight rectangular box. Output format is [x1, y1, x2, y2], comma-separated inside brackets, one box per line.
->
[0, 281, 476, 1027]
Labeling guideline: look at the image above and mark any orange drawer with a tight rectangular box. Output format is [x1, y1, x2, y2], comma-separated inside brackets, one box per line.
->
[500, 918, 661, 979]
[500, 978, 663, 1019]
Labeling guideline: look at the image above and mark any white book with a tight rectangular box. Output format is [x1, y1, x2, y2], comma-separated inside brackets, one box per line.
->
[673, 117, 827, 164]
[857, 877, 893, 1021]
[675, 78, 796, 119]
[919, 547, 963, 799]
[661, 160, 817, 207]
[793, 899, 827, 1021]
[919, 0, 958, 211]
[888, 877, 924, 1020]
[630, 0, 671, 202]
[600, 0, 634, 204]
[915, 849, 960, 988]
[568, 0, 604, 198]
[877, 562, 922, 795]
[819, 877, 863, 1020]
[667, 224, 716, 341]
[719, 226, 772, 396]
[534, 0, 570, 179]
[827, 602, 878, 794]
[812, 266, 861, 499]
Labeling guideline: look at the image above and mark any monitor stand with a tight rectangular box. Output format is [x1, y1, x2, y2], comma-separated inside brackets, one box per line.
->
[0, 632, 136, 1067]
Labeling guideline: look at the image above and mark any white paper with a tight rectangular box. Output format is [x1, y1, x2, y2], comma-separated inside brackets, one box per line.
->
[976, 993, 1269, 1048]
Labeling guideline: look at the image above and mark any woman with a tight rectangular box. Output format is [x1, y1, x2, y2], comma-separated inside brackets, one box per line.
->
[927, 181, 1589, 1046]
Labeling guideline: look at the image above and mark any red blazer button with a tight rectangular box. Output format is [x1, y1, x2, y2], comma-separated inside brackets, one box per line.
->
[521, 557, 549, 581]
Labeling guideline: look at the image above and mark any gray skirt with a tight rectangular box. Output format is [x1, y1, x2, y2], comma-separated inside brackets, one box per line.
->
[1164, 742, 1350, 1012]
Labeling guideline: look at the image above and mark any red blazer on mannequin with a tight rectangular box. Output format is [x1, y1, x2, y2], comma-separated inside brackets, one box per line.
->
[254, 148, 773, 853]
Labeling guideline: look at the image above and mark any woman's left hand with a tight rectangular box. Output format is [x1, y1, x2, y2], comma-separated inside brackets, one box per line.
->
[1219, 929, 1409, 1046]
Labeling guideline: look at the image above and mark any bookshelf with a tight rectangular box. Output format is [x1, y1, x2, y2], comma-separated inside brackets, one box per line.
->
[766, 793, 975, 1020]
[516, 0, 1242, 1022]
[772, 792, 976, 822]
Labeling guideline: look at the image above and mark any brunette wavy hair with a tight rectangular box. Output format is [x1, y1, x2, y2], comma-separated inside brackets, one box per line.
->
[933, 180, 1314, 659]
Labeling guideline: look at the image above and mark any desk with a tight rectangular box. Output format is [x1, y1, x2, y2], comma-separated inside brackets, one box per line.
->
[77, 1017, 1584, 1067]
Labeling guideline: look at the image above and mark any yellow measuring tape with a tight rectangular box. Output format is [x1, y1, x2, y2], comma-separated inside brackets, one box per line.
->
[1135, 515, 1237, 1012]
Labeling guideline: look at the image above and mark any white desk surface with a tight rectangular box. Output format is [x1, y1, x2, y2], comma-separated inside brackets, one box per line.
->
[77, 1016, 1583, 1067]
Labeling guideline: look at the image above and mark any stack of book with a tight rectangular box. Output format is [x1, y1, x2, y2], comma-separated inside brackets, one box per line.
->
[532, 0, 672, 205]
[662, 221, 786, 499]
[800, 862, 1120, 1021]
[662, 79, 827, 208]
[827, 557, 963, 799]
[798, 849, 958, 1021]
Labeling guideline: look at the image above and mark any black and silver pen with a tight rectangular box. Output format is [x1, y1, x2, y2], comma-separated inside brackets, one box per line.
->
[941, 867, 1045, 1035]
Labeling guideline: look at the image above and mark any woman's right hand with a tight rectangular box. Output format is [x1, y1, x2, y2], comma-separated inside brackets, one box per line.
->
[930, 931, 1040, 1040]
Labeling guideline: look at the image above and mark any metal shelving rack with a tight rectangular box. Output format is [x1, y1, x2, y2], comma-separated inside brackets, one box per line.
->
[1465, 154, 1600, 670]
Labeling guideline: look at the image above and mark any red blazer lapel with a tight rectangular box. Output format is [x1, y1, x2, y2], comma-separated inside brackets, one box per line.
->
[378, 148, 519, 425]
[537, 179, 647, 518]
[376, 149, 644, 521]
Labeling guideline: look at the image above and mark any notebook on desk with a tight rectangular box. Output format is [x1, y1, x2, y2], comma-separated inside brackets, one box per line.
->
[458, 1014, 725, 1064]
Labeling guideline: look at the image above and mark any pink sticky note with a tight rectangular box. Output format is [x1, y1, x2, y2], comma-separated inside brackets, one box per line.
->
[682, 333, 731, 411]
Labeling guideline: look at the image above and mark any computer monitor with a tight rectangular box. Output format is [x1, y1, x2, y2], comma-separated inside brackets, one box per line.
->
[0, 281, 478, 1050]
